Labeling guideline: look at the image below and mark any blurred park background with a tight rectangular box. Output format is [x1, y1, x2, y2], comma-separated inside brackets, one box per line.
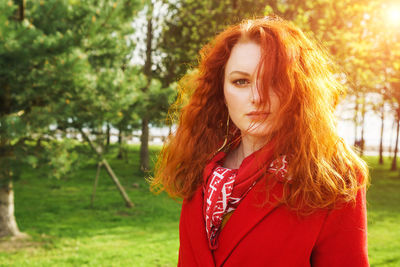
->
[1, 0, 400, 266]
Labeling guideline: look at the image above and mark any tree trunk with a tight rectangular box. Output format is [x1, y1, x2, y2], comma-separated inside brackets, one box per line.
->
[0, 78, 24, 238]
[0, 181, 23, 238]
[140, 116, 150, 171]
[15, 0, 25, 21]
[80, 129, 134, 208]
[389, 120, 395, 159]
[91, 162, 103, 207]
[102, 159, 134, 208]
[359, 97, 366, 157]
[353, 94, 359, 147]
[117, 125, 123, 159]
[106, 123, 111, 150]
[139, 3, 153, 172]
[379, 103, 385, 164]
[391, 115, 400, 171]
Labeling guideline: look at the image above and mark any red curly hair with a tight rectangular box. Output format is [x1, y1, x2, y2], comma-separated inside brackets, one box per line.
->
[151, 17, 368, 212]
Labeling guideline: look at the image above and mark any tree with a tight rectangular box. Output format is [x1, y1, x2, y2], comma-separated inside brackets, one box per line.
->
[361, 1, 400, 169]
[130, 0, 177, 171]
[139, 2, 154, 171]
[0, 0, 140, 238]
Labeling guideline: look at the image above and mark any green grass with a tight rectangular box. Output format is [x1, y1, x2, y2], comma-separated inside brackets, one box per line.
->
[0, 147, 399, 266]
[0, 145, 181, 267]
[364, 156, 400, 267]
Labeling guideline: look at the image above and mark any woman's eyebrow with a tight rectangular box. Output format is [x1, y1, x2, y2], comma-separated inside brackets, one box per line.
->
[228, 70, 251, 76]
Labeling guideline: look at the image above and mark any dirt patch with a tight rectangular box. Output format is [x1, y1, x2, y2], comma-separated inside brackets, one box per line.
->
[0, 234, 42, 252]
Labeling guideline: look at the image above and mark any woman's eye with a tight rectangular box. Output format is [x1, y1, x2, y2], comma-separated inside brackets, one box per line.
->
[233, 79, 250, 86]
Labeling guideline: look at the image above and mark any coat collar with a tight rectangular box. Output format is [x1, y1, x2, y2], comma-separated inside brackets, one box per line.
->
[182, 176, 283, 267]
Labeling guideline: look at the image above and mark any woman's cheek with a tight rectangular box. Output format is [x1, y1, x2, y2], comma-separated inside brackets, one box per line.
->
[227, 86, 247, 106]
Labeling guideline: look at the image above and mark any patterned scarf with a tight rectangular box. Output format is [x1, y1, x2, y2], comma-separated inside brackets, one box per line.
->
[203, 144, 288, 249]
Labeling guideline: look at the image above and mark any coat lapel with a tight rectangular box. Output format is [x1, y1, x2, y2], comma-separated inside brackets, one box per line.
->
[213, 177, 284, 266]
[182, 186, 216, 266]
[180, 151, 226, 266]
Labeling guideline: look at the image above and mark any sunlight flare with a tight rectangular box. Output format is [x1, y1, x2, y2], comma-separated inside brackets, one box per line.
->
[387, 4, 400, 26]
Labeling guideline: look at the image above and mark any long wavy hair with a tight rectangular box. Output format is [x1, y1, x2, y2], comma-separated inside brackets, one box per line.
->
[151, 17, 368, 212]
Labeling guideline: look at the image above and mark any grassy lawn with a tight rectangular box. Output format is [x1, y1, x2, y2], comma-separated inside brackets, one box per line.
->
[1, 145, 181, 267]
[0, 146, 399, 266]
[364, 156, 400, 266]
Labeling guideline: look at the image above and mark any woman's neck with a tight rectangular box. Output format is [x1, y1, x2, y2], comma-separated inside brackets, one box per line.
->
[223, 133, 270, 169]
[241, 134, 268, 158]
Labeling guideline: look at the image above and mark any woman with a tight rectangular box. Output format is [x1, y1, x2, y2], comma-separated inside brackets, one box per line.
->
[152, 16, 369, 267]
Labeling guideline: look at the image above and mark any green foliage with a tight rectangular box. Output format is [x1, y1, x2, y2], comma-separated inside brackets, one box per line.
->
[5, 139, 84, 184]
[39, 140, 81, 179]
[0, 0, 143, 180]
[135, 78, 177, 126]
[157, 0, 269, 85]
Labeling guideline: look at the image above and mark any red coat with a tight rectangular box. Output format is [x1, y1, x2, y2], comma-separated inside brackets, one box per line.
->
[178, 176, 369, 267]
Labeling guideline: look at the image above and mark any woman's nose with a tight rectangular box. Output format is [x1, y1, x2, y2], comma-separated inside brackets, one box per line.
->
[250, 84, 261, 104]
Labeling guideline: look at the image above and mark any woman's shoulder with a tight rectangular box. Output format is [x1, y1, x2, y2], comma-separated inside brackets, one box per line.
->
[311, 186, 368, 265]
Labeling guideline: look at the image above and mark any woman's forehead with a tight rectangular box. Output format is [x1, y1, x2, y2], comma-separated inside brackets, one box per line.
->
[225, 41, 262, 77]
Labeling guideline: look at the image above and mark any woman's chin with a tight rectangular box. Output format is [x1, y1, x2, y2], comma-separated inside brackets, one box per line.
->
[242, 129, 273, 140]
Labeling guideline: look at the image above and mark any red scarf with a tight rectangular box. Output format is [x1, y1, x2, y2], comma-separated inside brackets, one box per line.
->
[203, 143, 288, 249]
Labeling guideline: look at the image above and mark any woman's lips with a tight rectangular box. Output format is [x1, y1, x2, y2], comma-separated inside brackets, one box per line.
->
[246, 111, 270, 120]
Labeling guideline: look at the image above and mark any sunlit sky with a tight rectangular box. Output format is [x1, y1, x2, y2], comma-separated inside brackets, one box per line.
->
[386, 3, 400, 26]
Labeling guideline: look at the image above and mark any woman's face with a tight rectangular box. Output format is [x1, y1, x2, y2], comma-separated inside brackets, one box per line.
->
[223, 41, 280, 139]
